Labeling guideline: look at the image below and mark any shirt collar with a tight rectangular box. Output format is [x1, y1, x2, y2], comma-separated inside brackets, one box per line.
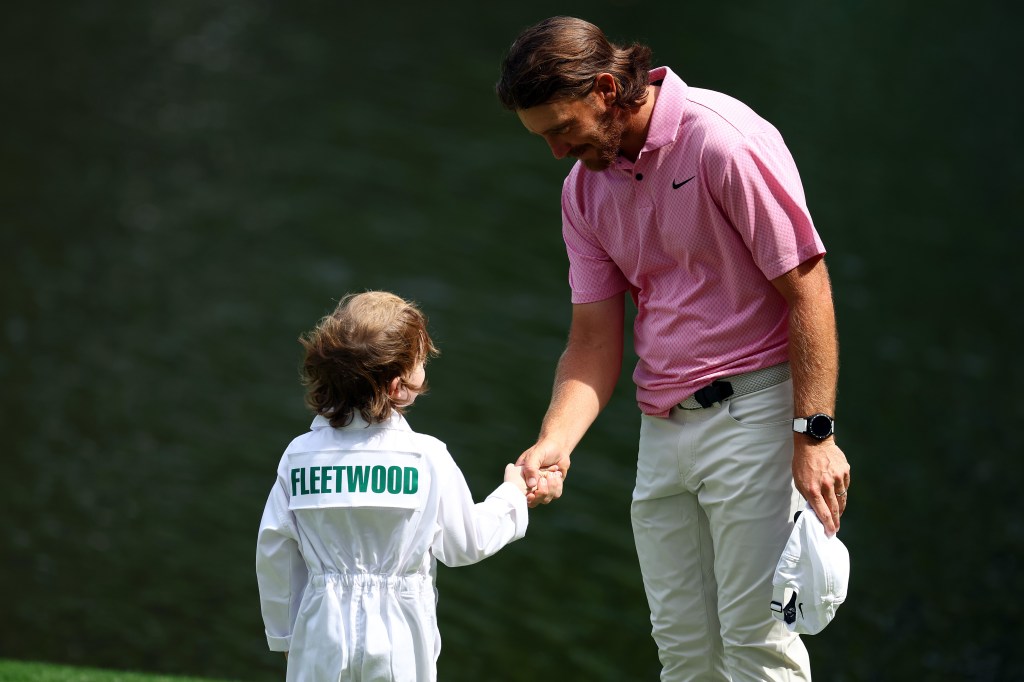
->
[640, 66, 687, 153]
[310, 411, 412, 431]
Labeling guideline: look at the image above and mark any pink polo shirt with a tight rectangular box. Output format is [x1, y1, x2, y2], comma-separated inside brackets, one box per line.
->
[562, 66, 825, 416]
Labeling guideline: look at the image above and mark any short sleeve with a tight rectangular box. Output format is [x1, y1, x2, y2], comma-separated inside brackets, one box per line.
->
[562, 185, 630, 303]
[716, 132, 825, 280]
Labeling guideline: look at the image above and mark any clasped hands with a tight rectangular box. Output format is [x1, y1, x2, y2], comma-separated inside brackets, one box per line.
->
[504, 462, 564, 506]
[514, 444, 569, 508]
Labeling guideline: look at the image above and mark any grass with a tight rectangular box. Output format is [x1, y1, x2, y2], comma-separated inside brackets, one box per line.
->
[0, 661, 245, 682]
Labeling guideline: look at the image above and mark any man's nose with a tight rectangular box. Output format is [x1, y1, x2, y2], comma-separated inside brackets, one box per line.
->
[545, 137, 571, 159]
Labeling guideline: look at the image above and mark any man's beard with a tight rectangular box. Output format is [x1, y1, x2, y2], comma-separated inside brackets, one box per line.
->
[578, 106, 628, 171]
[569, 106, 630, 171]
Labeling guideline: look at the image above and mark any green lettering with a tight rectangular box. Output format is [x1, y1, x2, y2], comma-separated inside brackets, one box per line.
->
[291, 468, 301, 497]
[403, 467, 418, 494]
[310, 466, 320, 494]
[333, 466, 345, 492]
[300, 467, 309, 495]
[386, 466, 402, 494]
[321, 466, 333, 493]
[371, 465, 386, 493]
[347, 466, 370, 493]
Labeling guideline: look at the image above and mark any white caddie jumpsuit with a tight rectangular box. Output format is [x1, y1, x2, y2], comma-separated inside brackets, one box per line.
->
[256, 412, 528, 682]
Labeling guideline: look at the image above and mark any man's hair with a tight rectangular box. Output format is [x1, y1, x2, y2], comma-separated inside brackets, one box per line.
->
[299, 291, 439, 427]
[496, 16, 652, 111]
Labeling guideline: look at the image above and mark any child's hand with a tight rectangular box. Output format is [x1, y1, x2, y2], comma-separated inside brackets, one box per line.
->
[504, 463, 528, 494]
[506, 463, 563, 496]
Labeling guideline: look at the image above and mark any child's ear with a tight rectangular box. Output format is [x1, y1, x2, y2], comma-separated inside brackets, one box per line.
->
[388, 376, 402, 399]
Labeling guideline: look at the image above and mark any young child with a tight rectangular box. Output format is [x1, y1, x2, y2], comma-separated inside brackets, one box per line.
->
[256, 291, 545, 682]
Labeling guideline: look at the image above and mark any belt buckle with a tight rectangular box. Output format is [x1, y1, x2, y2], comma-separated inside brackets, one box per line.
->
[692, 380, 734, 408]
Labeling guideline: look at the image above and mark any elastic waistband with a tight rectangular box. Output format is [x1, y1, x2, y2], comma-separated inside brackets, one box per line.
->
[677, 362, 791, 410]
[309, 572, 431, 591]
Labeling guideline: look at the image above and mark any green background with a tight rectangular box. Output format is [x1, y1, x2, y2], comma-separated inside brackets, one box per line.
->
[1, 1, 1020, 680]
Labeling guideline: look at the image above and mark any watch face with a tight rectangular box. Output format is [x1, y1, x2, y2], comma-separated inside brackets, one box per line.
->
[808, 414, 833, 439]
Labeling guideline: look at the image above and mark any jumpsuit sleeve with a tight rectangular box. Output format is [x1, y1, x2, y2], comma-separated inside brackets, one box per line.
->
[255, 473, 308, 652]
[430, 465, 528, 568]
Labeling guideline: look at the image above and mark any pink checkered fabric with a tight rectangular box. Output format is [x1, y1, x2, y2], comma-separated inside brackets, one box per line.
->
[561, 66, 825, 416]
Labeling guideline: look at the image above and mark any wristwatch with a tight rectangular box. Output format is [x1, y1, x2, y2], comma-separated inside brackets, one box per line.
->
[793, 413, 835, 440]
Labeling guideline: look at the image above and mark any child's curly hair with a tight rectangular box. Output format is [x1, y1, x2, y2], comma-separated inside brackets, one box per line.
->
[299, 291, 439, 427]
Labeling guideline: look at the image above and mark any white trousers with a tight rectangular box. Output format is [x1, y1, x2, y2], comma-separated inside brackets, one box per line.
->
[286, 573, 438, 682]
[631, 378, 812, 681]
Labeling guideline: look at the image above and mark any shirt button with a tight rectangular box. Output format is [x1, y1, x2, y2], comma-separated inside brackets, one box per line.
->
[635, 173, 643, 181]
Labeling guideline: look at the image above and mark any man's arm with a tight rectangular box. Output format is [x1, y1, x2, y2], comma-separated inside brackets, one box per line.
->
[518, 293, 625, 506]
[771, 255, 851, 535]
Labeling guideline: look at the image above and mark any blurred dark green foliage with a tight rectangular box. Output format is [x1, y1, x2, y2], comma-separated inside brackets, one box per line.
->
[1, 1, 1021, 681]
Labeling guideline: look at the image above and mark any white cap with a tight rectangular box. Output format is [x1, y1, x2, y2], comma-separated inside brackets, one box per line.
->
[770, 501, 850, 635]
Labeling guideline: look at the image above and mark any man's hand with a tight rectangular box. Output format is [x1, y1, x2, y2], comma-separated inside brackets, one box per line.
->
[516, 440, 570, 508]
[793, 437, 850, 535]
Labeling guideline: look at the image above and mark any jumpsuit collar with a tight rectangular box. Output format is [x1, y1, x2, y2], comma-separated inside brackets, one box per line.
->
[310, 411, 412, 432]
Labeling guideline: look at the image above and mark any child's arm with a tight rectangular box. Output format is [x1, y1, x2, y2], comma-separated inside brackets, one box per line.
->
[431, 460, 554, 567]
[256, 474, 307, 655]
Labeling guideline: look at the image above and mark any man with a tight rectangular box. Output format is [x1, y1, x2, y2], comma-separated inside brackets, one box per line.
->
[496, 16, 851, 681]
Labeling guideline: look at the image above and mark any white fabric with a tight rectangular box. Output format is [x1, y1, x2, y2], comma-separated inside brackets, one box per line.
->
[256, 412, 528, 682]
[771, 501, 850, 635]
[631, 379, 811, 681]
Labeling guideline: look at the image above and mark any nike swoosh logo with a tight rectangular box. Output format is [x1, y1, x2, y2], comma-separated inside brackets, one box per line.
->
[672, 176, 695, 189]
